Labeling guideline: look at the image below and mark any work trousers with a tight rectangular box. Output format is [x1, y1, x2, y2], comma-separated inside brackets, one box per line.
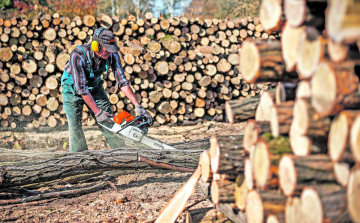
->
[62, 84, 124, 152]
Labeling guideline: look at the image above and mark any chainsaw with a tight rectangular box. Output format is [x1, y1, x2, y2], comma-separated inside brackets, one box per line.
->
[98, 111, 177, 150]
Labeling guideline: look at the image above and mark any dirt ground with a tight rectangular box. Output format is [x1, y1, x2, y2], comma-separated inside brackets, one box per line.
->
[0, 121, 245, 223]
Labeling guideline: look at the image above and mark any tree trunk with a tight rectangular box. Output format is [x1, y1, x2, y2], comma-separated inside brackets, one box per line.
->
[0, 149, 201, 188]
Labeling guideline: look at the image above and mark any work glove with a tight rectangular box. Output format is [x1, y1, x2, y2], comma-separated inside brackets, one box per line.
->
[95, 110, 114, 125]
[135, 105, 149, 119]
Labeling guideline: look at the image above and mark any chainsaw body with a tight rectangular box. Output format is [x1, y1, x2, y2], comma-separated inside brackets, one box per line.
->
[99, 111, 176, 150]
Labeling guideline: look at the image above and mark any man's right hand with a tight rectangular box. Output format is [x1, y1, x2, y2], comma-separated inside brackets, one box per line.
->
[95, 110, 114, 124]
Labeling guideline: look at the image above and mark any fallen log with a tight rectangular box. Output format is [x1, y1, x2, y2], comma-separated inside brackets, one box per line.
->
[0, 148, 201, 188]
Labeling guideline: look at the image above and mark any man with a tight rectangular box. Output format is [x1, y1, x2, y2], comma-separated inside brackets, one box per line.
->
[61, 27, 148, 152]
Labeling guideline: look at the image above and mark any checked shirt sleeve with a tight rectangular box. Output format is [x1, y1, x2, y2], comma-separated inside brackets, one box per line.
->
[111, 52, 129, 89]
[68, 50, 90, 95]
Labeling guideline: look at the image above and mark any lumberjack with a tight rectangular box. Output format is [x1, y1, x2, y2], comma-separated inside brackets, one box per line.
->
[61, 27, 148, 152]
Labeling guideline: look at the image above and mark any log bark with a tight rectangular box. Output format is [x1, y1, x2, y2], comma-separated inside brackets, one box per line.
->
[211, 179, 235, 205]
[225, 96, 260, 123]
[270, 100, 294, 137]
[0, 149, 201, 188]
[209, 135, 245, 180]
[278, 154, 339, 197]
[301, 184, 350, 223]
[240, 38, 297, 84]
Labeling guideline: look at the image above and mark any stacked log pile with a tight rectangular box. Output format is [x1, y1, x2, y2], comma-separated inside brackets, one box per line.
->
[0, 13, 276, 130]
[199, 0, 360, 222]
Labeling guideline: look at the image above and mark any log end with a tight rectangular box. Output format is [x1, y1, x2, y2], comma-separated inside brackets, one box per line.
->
[255, 92, 274, 122]
[284, 0, 306, 27]
[240, 39, 260, 84]
[270, 106, 280, 137]
[334, 162, 350, 187]
[285, 197, 304, 223]
[200, 151, 212, 183]
[246, 190, 264, 223]
[244, 120, 260, 152]
[292, 99, 310, 135]
[260, 0, 283, 32]
[279, 155, 297, 197]
[209, 136, 220, 174]
[350, 115, 360, 163]
[244, 158, 254, 191]
[290, 130, 311, 156]
[348, 167, 360, 223]
[253, 140, 270, 189]
[311, 62, 337, 117]
[210, 179, 219, 205]
[301, 187, 323, 223]
[235, 179, 248, 211]
[328, 112, 350, 162]
[266, 214, 280, 223]
[225, 101, 234, 124]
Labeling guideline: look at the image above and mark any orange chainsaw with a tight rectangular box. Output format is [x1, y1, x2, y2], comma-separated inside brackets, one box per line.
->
[98, 111, 177, 150]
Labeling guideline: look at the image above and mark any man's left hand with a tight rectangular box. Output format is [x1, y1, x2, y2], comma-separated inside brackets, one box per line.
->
[135, 105, 149, 119]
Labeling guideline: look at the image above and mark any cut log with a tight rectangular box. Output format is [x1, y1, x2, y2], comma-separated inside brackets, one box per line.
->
[209, 135, 245, 180]
[0, 149, 201, 188]
[296, 28, 325, 79]
[243, 120, 271, 152]
[285, 197, 304, 223]
[246, 190, 286, 223]
[281, 22, 305, 72]
[292, 98, 331, 137]
[295, 81, 311, 99]
[284, 0, 327, 28]
[211, 179, 235, 205]
[225, 96, 260, 123]
[56, 53, 70, 71]
[260, 0, 284, 32]
[255, 91, 275, 122]
[270, 100, 294, 137]
[311, 61, 358, 117]
[334, 162, 351, 187]
[83, 15, 96, 27]
[301, 185, 349, 223]
[347, 166, 360, 223]
[240, 38, 297, 84]
[328, 110, 360, 162]
[43, 28, 56, 41]
[278, 154, 338, 197]
[350, 115, 360, 163]
[326, 0, 360, 43]
[0, 48, 13, 62]
[154, 61, 169, 75]
[22, 59, 37, 74]
[200, 151, 212, 183]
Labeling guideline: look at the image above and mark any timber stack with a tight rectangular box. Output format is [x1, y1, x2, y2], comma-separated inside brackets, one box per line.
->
[199, 0, 360, 222]
[0, 13, 275, 129]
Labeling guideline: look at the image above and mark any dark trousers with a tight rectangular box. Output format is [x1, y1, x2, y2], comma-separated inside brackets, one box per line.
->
[62, 84, 124, 152]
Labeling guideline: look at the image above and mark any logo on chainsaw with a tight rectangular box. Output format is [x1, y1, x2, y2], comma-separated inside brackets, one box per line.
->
[154, 142, 164, 149]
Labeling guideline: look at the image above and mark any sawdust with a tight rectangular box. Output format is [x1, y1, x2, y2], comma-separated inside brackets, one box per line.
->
[0, 121, 245, 222]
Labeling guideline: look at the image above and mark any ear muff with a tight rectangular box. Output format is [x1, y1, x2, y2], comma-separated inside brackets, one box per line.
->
[91, 27, 106, 52]
[91, 41, 100, 52]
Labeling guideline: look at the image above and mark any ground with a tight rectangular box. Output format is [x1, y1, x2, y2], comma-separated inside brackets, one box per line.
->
[0, 121, 245, 223]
